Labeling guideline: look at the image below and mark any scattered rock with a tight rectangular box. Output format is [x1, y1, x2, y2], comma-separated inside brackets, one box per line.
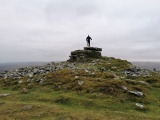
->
[18, 80, 23, 84]
[22, 88, 28, 93]
[40, 79, 44, 84]
[128, 91, 143, 97]
[100, 67, 106, 71]
[124, 68, 150, 77]
[27, 79, 31, 83]
[122, 86, 128, 91]
[0, 94, 11, 97]
[112, 67, 117, 69]
[36, 79, 41, 82]
[75, 76, 79, 79]
[85, 70, 89, 73]
[33, 68, 39, 73]
[136, 103, 144, 109]
[23, 105, 33, 110]
[0, 62, 70, 80]
[78, 80, 84, 86]
[28, 73, 34, 78]
[139, 81, 148, 85]
[4, 74, 8, 79]
[126, 79, 148, 85]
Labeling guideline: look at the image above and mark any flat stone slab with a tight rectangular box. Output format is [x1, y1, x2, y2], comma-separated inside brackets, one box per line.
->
[0, 94, 11, 97]
[84, 47, 102, 51]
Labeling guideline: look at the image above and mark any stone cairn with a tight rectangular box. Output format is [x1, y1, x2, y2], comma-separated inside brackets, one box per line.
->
[68, 47, 102, 62]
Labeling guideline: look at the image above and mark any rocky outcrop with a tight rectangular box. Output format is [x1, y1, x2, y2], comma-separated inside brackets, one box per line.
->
[68, 47, 102, 62]
[0, 61, 98, 80]
[124, 68, 150, 77]
[0, 62, 65, 80]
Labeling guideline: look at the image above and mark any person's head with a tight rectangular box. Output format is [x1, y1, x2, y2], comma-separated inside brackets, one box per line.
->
[88, 35, 90, 37]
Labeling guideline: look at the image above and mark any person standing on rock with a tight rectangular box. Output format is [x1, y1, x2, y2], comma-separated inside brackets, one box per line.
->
[86, 35, 92, 47]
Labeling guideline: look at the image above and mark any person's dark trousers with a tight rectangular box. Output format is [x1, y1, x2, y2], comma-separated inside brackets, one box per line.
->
[87, 40, 90, 47]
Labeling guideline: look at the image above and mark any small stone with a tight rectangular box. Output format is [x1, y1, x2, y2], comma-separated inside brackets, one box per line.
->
[4, 74, 8, 79]
[33, 68, 39, 73]
[128, 91, 143, 97]
[112, 67, 117, 69]
[78, 80, 84, 86]
[36, 79, 41, 82]
[75, 76, 79, 79]
[122, 86, 128, 91]
[139, 81, 148, 85]
[40, 79, 43, 84]
[22, 88, 28, 93]
[28, 73, 33, 78]
[136, 103, 144, 108]
[0, 94, 11, 97]
[85, 70, 89, 73]
[100, 67, 106, 71]
[18, 80, 23, 84]
[27, 79, 31, 83]
[23, 105, 32, 110]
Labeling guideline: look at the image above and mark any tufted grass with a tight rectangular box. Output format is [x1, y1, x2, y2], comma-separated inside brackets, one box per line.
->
[0, 87, 160, 120]
[0, 83, 160, 120]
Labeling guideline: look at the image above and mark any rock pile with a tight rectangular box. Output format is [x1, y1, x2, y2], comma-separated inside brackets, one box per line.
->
[0, 62, 65, 80]
[0, 61, 99, 80]
[68, 47, 102, 62]
[124, 68, 150, 77]
[0, 59, 152, 82]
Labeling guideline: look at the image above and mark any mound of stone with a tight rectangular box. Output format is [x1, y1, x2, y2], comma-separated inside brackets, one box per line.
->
[68, 47, 102, 62]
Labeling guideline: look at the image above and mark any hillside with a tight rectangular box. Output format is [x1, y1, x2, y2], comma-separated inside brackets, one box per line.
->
[0, 56, 160, 120]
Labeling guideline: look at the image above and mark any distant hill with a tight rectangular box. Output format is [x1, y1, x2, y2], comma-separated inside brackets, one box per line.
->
[131, 62, 160, 71]
[0, 62, 48, 73]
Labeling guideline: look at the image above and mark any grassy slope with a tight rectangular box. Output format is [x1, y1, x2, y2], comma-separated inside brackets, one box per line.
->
[0, 57, 160, 120]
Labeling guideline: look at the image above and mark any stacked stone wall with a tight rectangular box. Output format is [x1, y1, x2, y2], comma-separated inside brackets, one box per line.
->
[68, 47, 102, 62]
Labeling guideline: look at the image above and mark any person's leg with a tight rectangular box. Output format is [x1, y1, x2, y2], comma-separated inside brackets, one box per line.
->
[87, 41, 89, 47]
[88, 41, 90, 47]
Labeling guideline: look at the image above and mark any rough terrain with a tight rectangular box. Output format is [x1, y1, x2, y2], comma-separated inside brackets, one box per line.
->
[0, 55, 160, 120]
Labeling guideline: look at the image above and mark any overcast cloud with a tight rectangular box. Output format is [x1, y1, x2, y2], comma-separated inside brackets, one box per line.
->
[0, 0, 160, 62]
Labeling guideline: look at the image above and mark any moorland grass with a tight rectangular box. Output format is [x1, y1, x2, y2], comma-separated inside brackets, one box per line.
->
[0, 57, 160, 119]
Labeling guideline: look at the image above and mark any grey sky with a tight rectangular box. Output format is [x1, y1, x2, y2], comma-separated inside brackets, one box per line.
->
[0, 0, 160, 62]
